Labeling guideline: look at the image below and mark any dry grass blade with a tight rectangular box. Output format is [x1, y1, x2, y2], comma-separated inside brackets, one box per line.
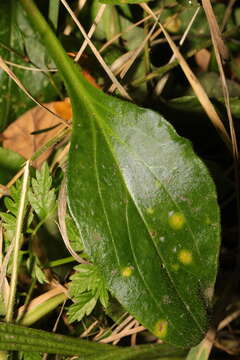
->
[17, 286, 67, 317]
[112, 320, 140, 345]
[60, 0, 131, 100]
[0, 240, 14, 292]
[75, 4, 106, 62]
[155, 6, 200, 95]
[80, 320, 99, 338]
[0, 56, 69, 127]
[63, 0, 87, 35]
[58, 181, 88, 264]
[202, 0, 238, 160]
[99, 9, 162, 53]
[218, 310, 240, 330]
[202, 0, 229, 62]
[140, 3, 231, 151]
[99, 324, 145, 344]
[221, 0, 237, 31]
[109, 15, 160, 93]
[94, 313, 131, 341]
[1, 60, 57, 72]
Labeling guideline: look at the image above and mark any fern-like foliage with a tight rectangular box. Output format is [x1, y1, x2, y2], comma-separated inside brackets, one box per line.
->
[67, 264, 109, 323]
[28, 162, 56, 222]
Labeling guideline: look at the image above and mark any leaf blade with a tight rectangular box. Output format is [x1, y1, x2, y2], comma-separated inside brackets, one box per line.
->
[67, 93, 220, 346]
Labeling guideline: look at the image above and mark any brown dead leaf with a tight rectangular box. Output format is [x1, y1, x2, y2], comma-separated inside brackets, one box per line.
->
[1, 99, 72, 168]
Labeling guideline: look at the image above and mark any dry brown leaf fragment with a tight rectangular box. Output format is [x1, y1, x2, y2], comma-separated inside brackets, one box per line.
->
[2, 99, 72, 168]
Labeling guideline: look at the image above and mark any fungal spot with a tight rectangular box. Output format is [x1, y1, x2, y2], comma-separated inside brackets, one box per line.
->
[178, 249, 192, 265]
[121, 266, 133, 277]
[146, 207, 154, 215]
[168, 212, 185, 230]
[154, 319, 168, 338]
[171, 263, 179, 271]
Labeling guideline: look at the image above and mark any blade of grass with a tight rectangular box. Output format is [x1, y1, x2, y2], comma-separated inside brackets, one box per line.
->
[5, 161, 30, 322]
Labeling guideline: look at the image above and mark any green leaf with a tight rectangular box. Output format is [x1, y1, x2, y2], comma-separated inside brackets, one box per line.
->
[67, 88, 220, 347]
[20, 0, 220, 348]
[0, 321, 187, 358]
[0, 179, 26, 236]
[28, 162, 56, 221]
[26, 255, 48, 284]
[65, 212, 85, 253]
[67, 292, 98, 323]
[69, 264, 103, 295]
[68, 264, 109, 322]
[0, 1, 60, 130]
[0, 148, 25, 184]
[0, 321, 113, 356]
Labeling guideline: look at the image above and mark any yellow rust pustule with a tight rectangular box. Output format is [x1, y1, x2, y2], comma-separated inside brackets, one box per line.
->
[168, 212, 185, 230]
[178, 249, 192, 265]
[154, 319, 168, 338]
[121, 266, 133, 277]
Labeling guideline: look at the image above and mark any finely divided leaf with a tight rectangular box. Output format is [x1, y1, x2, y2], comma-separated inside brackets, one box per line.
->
[28, 162, 56, 221]
[67, 264, 108, 323]
[67, 292, 98, 323]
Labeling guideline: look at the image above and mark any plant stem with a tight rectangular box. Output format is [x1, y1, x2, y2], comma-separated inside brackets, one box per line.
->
[5, 161, 30, 322]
